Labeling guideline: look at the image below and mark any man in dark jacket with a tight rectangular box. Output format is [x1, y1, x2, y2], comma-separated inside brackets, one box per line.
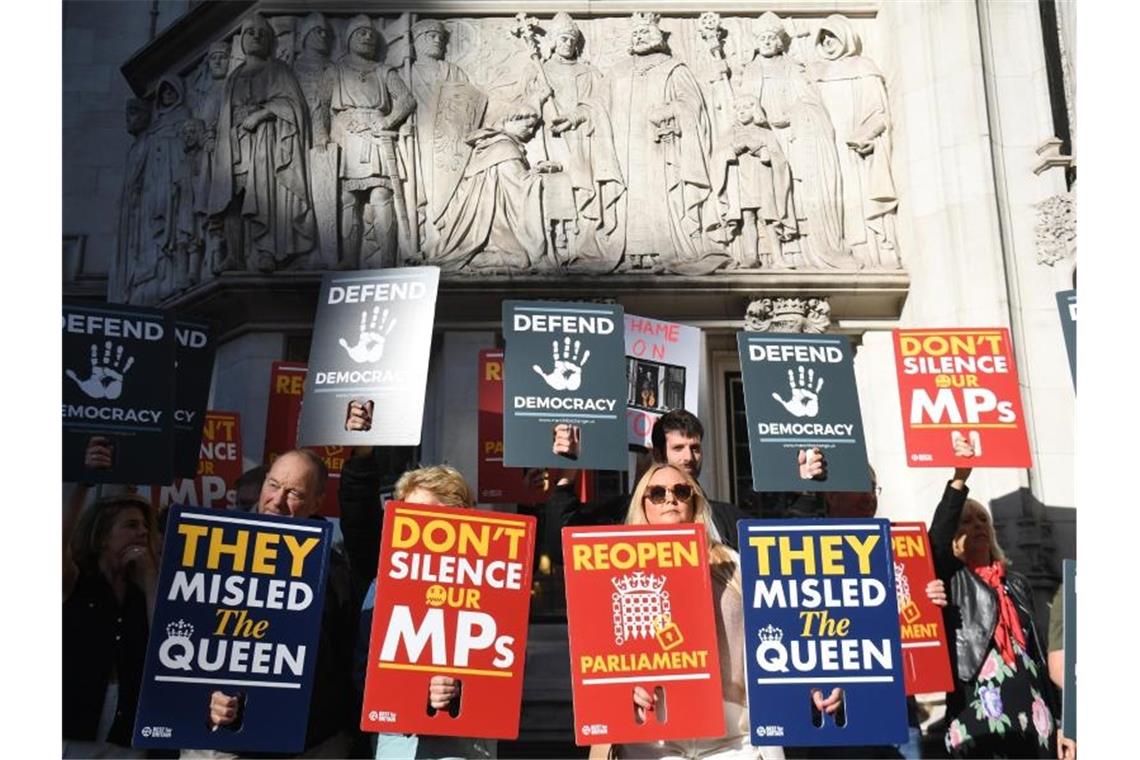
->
[549, 410, 749, 548]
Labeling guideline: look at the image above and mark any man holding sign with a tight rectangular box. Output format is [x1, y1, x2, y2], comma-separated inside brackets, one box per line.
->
[155, 449, 357, 755]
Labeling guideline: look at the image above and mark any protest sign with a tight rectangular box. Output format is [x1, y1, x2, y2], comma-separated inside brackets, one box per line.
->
[263, 362, 343, 517]
[892, 328, 1031, 468]
[1062, 559, 1076, 739]
[298, 267, 440, 447]
[739, 519, 908, 746]
[1056, 291, 1076, 388]
[133, 506, 332, 752]
[478, 350, 550, 504]
[151, 411, 243, 509]
[173, 317, 217, 478]
[361, 503, 536, 739]
[736, 333, 870, 492]
[889, 523, 954, 695]
[563, 524, 724, 745]
[503, 301, 628, 471]
[625, 315, 701, 448]
[63, 302, 176, 484]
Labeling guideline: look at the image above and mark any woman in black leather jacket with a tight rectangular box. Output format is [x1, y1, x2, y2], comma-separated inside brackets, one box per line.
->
[929, 441, 1056, 758]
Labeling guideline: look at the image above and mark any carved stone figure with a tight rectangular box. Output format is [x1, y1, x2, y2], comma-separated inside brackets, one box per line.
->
[408, 19, 482, 253]
[138, 77, 196, 302]
[607, 12, 728, 274]
[739, 13, 855, 269]
[713, 95, 796, 268]
[207, 13, 316, 273]
[315, 15, 416, 269]
[111, 98, 152, 305]
[186, 40, 231, 275]
[809, 15, 899, 269]
[432, 100, 562, 272]
[293, 12, 334, 140]
[519, 12, 625, 270]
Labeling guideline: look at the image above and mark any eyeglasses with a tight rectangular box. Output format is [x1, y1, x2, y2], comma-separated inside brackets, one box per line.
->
[645, 484, 694, 504]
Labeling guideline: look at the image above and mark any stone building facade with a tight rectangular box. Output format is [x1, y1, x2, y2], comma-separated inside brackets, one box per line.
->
[63, 0, 1076, 748]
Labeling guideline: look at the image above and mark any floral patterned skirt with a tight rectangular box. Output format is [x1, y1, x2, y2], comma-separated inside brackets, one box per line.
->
[945, 642, 1055, 758]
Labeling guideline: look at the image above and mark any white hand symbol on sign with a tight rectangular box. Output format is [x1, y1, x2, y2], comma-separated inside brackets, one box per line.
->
[66, 341, 135, 400]
[339, 307, 397, 364]
[533, 337, 591, 391]
[771, 365, 824, 418]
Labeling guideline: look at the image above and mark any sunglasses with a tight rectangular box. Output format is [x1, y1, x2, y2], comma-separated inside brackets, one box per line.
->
[645, 484, 694, 504]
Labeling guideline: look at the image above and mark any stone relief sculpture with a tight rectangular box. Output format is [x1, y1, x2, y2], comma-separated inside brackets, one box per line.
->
[111, 98, 152, 305]
[432, 99, 562, 271]
[407, 20, 483, 254]
[608, 12, 728, 275]
[739, 12, 855, 270]
[186, 40, 231, 275]
[111, 10, 906, 303]
[293, 12, 335, 129]
[713, 94, 796, 268]
[315, 15, 416, 270]
[142, 76, 196, 299]
[809, 15, 899, 269]
[515, 12, 625, 271]
[206, 13, 316, 273]
[745, 296, 831, 333]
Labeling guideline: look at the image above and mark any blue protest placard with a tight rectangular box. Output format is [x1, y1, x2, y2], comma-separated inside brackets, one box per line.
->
[736, 333, 870, 492]
[1062, 559, 1076, 739]
[738, 518, 907, 747]
[133, 506, 331, 752]
[502, 301, 628, 470]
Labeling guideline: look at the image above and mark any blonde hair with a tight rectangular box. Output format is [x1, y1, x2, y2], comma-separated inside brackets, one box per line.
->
[627, 464, 740, 595]
[394, 465, 474, 508]
[953, 498, 1008, 565]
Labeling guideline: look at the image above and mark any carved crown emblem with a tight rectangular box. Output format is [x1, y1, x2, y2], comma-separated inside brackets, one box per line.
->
[630, 11, 662, 28]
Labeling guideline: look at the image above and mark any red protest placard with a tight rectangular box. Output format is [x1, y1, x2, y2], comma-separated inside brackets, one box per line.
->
[478, 350, 550, 504]
[149, 411, 243, 508]
[361, 502, 537, 738]
[893, 328, 1031, 467]
[263, 361, 343, 516]
[890, 522, 954, 695]
[562, 524, 724, 746]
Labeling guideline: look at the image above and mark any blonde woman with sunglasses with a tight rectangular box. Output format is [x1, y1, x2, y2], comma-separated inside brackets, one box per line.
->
[611, 463, 783, 760]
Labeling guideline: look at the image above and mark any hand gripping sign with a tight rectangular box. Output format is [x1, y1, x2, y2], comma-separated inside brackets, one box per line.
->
[889, 523, 953, 695]
[503, 301, 629, 471]
[361, 503, 537, 739]
[563, 524, 725, 746]
[737, 333, 871, 492]
[133, 506, 332, 752]
[892, 328, 1031, 468]
[739, 519, 908, 747]
[298, 267, 440, 447]
[63, 302, 177, 484]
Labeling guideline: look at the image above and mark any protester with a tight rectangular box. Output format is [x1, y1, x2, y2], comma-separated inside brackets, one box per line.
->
[930, 440, 1057, 758]
[355, 464, 496, 760]
[231, 464, 267, 511]
[551, 410, 748, 549]
[614, 462, 784, 760]
[189, 449, 358, 758]
[63, 436, 157, 758]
